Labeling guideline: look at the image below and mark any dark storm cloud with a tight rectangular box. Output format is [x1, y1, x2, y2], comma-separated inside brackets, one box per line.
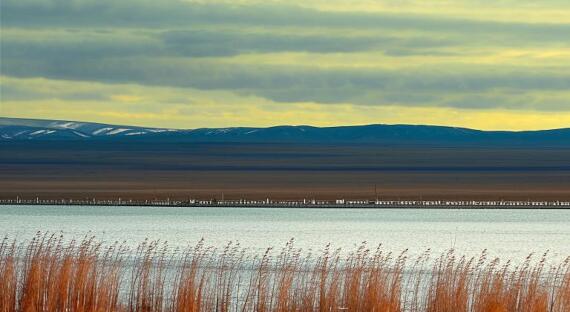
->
[0, 29, 455, 62]
[383, 49, 460, 57]
[0, 35, 163, 60]
[159, 31, 385, 56]
[2, 0, 570, 42]
[2, 0, 570, 112]
[3, 49, 570, 110]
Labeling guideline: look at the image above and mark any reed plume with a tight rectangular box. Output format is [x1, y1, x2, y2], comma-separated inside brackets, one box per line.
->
[1, 234, 568, 312]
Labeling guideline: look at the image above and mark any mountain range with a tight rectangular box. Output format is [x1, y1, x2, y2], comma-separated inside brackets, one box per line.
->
[3, 117, 570, 201]
[1, 117, 569, 146]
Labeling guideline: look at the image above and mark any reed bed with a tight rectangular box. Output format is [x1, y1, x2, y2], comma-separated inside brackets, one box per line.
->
[1, 234, 569, 312]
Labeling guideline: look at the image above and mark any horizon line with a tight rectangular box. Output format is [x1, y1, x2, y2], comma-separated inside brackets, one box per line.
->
[2, 115, 569, 133]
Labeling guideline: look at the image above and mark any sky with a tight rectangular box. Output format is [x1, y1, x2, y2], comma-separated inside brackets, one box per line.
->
[1, 0, 570, 130]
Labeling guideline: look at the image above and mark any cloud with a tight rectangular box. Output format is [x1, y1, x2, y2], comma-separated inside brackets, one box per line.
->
[2, 0, 570, 42]
[2, 30, 569, 109]
[3, 76, 570, 131]
[1, 0, 570, 129]
[2, 29, 569, 111]
[159, 30, 393, 56]
[1, 27, 458, 63]
[3, 51, 570, 112]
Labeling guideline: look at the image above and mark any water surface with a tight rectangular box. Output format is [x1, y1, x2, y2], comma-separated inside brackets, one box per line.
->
[1, 205, 568, 261]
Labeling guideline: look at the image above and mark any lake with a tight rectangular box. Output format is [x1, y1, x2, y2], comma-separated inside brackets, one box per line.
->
[1, 205, 569, 262]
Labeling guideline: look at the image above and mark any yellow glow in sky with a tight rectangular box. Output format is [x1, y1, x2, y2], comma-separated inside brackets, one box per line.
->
[1, 0, 569, 130]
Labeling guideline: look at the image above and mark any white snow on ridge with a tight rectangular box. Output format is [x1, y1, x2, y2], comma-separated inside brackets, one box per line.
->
[125, 131, 146, 136]
[92, 127, 113, 135]
[24, 129, 56, 137]
[106, 128, 130, 135]
[146, 128, 177, 133]
[73, 131, 90, 138]
[206, 128, 234, 135]
[50, 122, 83, 129]
[30, 130, 47, 136]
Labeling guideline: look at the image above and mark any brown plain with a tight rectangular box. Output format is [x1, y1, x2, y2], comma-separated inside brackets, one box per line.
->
[1, 141, 569, 201]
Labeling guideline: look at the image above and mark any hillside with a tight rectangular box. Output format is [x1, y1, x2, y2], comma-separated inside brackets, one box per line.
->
[1, 117, 570, 146]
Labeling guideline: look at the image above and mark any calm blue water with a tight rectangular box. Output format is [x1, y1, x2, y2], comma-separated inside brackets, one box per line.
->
[0, 205, 569, 262]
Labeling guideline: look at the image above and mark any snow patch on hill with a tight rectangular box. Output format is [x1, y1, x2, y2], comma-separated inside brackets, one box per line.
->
[106, 128, 130, 135]
[73, 131, 90, 138]
[92, 127, 113, 135]
[50, 122, 84, 130]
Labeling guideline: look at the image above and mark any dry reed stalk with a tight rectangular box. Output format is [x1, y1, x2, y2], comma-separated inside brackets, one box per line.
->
[425, 250, 474, 312]
[0, 238, 17, 312]
[550, 257, 570, 312]
[170, 239, 211, 312]
[2, 233, 125, 312]
[1, 234, 569, 312]
[254, 247, 273, 312]
[129, 240, 171, 312]
[316, 244, 342, 312]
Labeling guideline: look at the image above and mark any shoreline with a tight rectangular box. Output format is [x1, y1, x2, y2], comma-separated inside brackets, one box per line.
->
[2, 198, 569, 209]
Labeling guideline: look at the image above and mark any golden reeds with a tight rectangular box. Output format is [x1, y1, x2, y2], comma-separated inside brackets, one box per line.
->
[0, 233, 568, 312]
